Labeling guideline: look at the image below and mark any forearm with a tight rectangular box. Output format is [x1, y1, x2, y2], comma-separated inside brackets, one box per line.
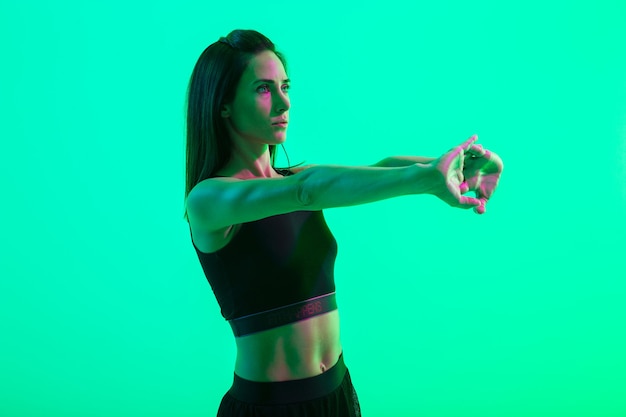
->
[371, 155, 436, 168]
[296, 163, 435, 211]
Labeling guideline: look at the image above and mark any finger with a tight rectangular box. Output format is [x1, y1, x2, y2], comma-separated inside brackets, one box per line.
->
[446, 180, 480, 210]
[459, 195, 482, 209]
[458, 150, 466, 181]
[459, 134, 478, 153]
[456, 168, 464, 184]
[459, 181, 469, 194]
[467, 144, 486, 157]
[448, 135, 478, 155]
[473, 198, 488, 215]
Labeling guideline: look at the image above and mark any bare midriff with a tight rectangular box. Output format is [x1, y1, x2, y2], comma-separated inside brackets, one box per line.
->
[233, 309, 343, 382]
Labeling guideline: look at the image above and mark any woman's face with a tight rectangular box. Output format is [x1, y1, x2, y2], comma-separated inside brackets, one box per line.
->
[222, 50, 291, 147]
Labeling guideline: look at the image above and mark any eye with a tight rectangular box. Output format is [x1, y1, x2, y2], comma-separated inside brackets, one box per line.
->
[257, 84, 270, 94]
[281, 84, 290, 93]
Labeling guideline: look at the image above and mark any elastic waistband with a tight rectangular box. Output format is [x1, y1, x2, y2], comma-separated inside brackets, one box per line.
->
[229, 292, 337, 337]
[228, 353, 347, 405]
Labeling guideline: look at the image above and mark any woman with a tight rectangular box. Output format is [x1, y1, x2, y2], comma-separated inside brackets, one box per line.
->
[184, 29, 503, 417]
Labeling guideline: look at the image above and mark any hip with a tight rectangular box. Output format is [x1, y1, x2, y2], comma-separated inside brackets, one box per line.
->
[218, 352, 361, 416]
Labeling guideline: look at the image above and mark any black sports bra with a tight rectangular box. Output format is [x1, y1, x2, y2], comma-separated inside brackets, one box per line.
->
[189, 170, 338, 334]
[191, 211, 338, 324]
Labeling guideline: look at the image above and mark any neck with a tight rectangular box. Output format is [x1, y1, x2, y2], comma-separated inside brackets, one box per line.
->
[223, 134, 275, 179]
[231, 146, 274, 178]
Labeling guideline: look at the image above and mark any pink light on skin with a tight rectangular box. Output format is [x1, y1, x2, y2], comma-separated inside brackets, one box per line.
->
[462, 141, 504, 215]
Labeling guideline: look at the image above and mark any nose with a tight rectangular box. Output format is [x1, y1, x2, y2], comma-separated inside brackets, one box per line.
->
[274, 90, 290, 114]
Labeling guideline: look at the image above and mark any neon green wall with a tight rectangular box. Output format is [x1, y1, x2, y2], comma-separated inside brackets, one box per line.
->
[2, 1, 625, 416]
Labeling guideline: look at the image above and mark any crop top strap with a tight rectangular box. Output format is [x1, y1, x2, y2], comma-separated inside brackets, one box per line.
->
[273, 168, 293, 176]
[228, 292, 337, 337]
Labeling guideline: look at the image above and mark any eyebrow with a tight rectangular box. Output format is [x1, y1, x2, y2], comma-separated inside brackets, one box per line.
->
[252, 78, 291, 85]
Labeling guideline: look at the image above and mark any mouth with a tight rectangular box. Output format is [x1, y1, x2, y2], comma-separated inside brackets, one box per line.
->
[272, 122, 288, 127]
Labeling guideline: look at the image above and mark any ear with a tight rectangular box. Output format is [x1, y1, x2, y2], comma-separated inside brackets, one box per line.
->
[221, 104, 231, 118]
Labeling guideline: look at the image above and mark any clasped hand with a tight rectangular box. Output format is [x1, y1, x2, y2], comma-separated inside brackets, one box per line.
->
[431, 135, 504, 214]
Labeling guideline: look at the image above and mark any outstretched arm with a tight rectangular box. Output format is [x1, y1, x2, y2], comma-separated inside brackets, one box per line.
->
[290, 156, 436, 172]
[188, 136, 485, 233]
[370, 155, 436, 167]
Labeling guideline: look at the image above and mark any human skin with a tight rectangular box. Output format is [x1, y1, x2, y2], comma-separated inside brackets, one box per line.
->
[219, 50, 291, 179]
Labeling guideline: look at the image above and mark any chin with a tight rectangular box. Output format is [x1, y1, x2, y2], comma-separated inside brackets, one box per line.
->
[272, 134, 288, 144]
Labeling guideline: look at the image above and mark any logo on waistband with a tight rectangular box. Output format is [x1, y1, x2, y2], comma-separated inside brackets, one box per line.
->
[295, 300, 323, 319]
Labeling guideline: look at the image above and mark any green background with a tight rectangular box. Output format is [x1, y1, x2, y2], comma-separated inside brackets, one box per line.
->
[2, 1, 625, 416]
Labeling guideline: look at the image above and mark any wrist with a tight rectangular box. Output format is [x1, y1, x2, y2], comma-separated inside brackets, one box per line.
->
[408, 162, 438, 195]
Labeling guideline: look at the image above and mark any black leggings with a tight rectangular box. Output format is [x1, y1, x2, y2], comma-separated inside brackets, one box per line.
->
[217, 353, 361, 416]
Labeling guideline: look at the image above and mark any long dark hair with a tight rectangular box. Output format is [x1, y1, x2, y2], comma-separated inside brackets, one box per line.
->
[183, 29, 288, 221]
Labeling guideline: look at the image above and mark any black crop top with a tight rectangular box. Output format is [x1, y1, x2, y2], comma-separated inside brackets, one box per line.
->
[190, 209, 338, 321]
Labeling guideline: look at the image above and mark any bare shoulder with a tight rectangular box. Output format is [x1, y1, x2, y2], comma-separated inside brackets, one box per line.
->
[187, 178, 243, 252]
[185, 173, 304, 236]
[186, 176, 236, 225]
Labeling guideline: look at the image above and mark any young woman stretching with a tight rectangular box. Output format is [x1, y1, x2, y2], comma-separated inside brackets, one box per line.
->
[184, 29, 503, 417]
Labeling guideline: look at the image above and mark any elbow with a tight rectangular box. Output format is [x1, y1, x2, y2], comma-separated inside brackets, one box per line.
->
[295, 170, 316, 208]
